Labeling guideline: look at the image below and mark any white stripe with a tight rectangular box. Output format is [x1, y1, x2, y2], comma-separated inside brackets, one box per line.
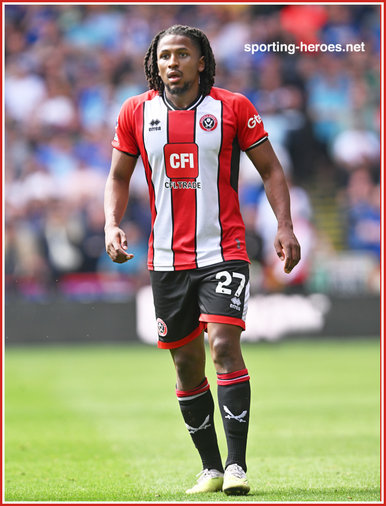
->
[177, 390, 208, 402]
[143, 97, 174, 270]
[246, 135, 268, 151]
[164, 92, 203, 111]
[242, 280, 250, 322]
[218, 374, 249, 382]
[195, 96, 224, 268]
[187, 94, 204, 110]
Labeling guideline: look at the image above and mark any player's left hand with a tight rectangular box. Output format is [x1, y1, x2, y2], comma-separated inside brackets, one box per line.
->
[274, 226, 301, 274]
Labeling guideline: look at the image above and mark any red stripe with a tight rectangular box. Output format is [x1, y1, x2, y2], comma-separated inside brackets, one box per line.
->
[169, 110, 194, 142]
[157, 321, 206, 349]
[199, 314, 246, 330]
[217, 376, 250, 386]
[168, 110, 197, 268]
[217, 368, 249, 380]
[136, 103, 156, 270]
[176, 378, 209, 398]
[217, 368, 250, 386]
[217, 104, 249, 264]
[144, 167, 156, 269]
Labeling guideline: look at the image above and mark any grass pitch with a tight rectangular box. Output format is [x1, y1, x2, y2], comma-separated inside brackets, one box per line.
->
[4, 339, 381, 502]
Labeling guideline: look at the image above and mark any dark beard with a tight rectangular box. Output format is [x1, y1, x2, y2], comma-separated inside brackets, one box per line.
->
[165, 81, 191, 96]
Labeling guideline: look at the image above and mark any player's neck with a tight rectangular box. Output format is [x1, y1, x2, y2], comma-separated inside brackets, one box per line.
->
[164, 83, 201, 110]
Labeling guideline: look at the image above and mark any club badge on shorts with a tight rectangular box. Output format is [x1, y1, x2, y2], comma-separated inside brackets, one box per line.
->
[157, 318, 168, 337]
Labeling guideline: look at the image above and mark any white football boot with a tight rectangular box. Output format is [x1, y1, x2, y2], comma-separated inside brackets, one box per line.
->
[223, 463, 250, 495]
[186, 469, 224, 494]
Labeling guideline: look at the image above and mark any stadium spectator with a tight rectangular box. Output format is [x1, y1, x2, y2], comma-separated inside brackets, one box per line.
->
[4, 4, 380, 299]
[256, 177, 315, 292]
[5, 56, 47, 123]
[340, 167, 380, 258]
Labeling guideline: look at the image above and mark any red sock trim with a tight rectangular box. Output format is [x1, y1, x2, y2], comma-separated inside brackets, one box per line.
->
[176, 377, 210, 400]
[217, 368, 250, 386]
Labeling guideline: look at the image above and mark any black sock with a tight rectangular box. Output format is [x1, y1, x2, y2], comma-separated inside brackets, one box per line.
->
[177, 378, 224, 472]
[217, 368, 250, 472]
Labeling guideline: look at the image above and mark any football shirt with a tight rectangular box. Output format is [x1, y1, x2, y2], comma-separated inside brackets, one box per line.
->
[112, 87, 268, 271]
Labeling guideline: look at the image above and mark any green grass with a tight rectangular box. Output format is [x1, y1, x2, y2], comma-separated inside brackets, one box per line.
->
[4, 339, 381, 502]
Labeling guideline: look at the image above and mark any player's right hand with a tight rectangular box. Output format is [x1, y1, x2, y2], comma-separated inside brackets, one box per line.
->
[105, 225, 134, 263]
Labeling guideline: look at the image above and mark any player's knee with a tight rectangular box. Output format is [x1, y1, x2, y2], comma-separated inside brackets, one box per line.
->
[173, 350, 193, 374]
[209, 323, 244, 371]
[210, 334, 234, 368]
[172, 348, 205, 386]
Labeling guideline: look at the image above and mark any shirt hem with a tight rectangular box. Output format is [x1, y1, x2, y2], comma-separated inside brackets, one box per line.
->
[111, 144, 139, 157]
[148, 254, 250, 271]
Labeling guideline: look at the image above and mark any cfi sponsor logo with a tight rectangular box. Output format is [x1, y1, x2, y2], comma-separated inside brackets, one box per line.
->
[164, 143, 198, 179]
[157, 318, 168, 337]
[247, 114, 262, 128]
[199, 114, 218, 131]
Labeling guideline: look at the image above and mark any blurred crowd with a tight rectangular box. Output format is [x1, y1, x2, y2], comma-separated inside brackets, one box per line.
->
[4, 4, 381, 301]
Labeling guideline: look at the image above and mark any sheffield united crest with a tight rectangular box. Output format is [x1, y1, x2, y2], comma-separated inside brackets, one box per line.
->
[199, 114, 218, 131]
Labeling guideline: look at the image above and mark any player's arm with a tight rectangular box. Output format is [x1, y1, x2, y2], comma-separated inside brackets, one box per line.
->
[104, 148, 137, 263]
[247, 139, 301, 274]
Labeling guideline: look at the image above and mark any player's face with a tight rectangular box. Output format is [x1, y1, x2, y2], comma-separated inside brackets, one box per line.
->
[157, 34, 205, 98]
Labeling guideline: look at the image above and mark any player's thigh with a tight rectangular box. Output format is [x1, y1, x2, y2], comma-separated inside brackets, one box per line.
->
[197, 260, 250, 329]
[150, 269, 202, 347]
[170, 332, 206, 389]
[207, 322, 245, 372]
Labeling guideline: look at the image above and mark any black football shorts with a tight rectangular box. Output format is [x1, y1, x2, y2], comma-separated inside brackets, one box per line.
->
[150, 260, 250, 349]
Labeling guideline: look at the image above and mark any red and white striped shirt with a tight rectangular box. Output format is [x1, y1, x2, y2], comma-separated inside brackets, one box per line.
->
[112, 87, 268, 271]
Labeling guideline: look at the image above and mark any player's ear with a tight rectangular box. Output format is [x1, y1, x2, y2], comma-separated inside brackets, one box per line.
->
[198, 55, 205, 72]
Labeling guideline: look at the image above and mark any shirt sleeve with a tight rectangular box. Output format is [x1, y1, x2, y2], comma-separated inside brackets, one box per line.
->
[234, 93, 268, 152]
[111, 99, 140, 157]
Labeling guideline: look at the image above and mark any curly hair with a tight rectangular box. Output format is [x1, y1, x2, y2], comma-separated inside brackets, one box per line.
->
[144, 25, 216, 97]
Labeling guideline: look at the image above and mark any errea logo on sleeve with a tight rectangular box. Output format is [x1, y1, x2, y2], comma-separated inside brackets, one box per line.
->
[247, 114, 262, 128]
